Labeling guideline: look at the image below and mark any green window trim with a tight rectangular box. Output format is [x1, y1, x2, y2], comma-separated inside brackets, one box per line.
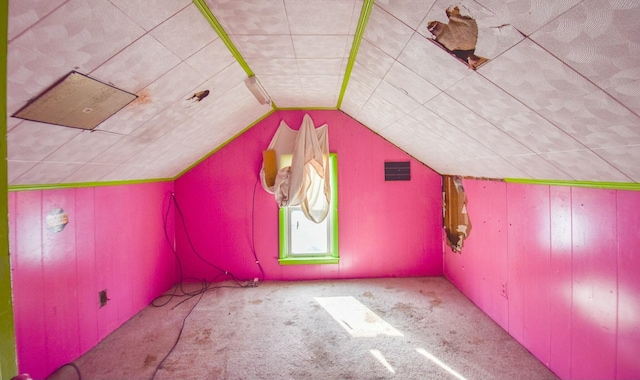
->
[278, 154, 339, 265]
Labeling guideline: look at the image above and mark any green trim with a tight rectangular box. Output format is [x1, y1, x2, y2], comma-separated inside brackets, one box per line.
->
[1, 0, 19, 377]
[8, 177, 173, 192]
[174, 109, 276, 179]
[278, 154, 339, 265]
[276, 107, 338, 111]
[278, 257, 339, 265]
[336, 0, 374, 108]
[192, 0, 253, 76]
[504, 178, 640, 191]
[192, 0, 277, 110]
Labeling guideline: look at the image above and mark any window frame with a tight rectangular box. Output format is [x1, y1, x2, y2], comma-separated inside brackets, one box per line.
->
[278, 154, 338, 265]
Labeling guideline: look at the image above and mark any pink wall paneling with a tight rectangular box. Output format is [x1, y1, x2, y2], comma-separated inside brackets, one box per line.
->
[174, 110, 444, 282]
[10, 182, 176, 379]
[444, 180, 640, 379]
[443, 180, 509, 330]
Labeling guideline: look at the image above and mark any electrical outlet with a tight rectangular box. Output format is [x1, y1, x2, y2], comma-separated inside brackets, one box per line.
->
[99, 290, 108, 307]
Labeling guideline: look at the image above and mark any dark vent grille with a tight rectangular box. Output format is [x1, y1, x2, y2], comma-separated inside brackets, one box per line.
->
[385, 161, 410, 181]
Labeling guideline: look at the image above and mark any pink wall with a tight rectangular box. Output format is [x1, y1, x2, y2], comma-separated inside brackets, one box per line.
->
[9, 182, 176, 380]
[174, 110, 443, 281]
[444, 179, 640, 379]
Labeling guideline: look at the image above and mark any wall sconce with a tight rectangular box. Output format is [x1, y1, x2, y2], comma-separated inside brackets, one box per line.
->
[244, 76, 271, 105]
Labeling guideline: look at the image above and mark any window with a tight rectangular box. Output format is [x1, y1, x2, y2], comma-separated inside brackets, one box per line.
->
[278, 154, 338, 265]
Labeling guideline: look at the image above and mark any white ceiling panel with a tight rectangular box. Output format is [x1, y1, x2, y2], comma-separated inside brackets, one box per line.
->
[364, 5, 415, 58]
[150, 4, 219, 60]
[425, 93, 532, 157]
[7, 122, 81, 161]
[108, 0, 190, 31]
[541, 149, 632, 182]
[479, 0, 584, 36]
[7, 0, 639, 186]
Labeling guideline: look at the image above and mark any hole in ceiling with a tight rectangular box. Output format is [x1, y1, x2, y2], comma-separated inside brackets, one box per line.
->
[427, 6, 488, 70]
[12, 71, 138, 130]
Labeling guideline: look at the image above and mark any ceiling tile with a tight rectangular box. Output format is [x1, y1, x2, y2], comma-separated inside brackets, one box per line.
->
[247, 58, 299, 75]
[408, 105, 495, 159]
[100, 164, 150, 182]
[89, 136, 153, 165]
[14, 161, 85, 185]
[131, 107, 192, 142]
[91, 34, 181, 93]
[7, 161, 38, 185]
[231, 35, 296, 59]
[297, 59, 345, 75]
[607, 79, 640, 116]
[285, 0, 357, 35]
[482, 39, 640, 148]
[593, 145, 640, 182]
[505, 154, 574, 180]
[150, 4, 218, 60]
[460, 156, 529, 179]
[354, 40, 395, 78]
[531, 0, 640, 113]
[398, 34, 473, 90]
[425, 93, 532, 156]
[375, 0, 437, 30]
[384, 61, 440, 104]
[374, 81, 421, 114]
[364, 5, 415, 58]
[185, 38, 236, 79]
[108, 0, 190, 31]
[541, 149, 632, 182]
[292, 35, 350, 59]
[446, 73, 586, 153]
[62, 163, 119, 183]
[349, 62, 383, 91]
[206, 0, 289, 35]
[357, 93, 407, 132]
[7, 121, 81, 161]
[480, 0, 584, 36]
[44, 130, 123, 163]
[8, 0, 67, 41]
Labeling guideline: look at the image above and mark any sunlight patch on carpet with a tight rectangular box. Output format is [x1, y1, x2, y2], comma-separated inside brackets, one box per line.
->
[314, 296, 403, 337]
[416, 348, 467, 380]
[370, 349, 396, 373]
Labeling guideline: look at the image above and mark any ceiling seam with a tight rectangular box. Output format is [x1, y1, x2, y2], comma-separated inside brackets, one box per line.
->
[191, 0, 276, 109]
[337, 0, 375, 109]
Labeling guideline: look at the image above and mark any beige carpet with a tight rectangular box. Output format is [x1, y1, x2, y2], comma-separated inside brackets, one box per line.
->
[54, 277, 558, 380]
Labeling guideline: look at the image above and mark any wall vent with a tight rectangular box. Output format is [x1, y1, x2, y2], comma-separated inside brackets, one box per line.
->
[12, 71, 137, 130]
[384, 161, 410, 181]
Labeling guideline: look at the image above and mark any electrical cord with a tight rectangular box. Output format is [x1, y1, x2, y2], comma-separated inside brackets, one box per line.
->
[149, 187, 267, 379]
[150, 280, 208, 380]
[251, 177, 266, 283]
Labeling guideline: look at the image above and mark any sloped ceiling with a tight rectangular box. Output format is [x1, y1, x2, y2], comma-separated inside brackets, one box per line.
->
[6, 0, 640, 187]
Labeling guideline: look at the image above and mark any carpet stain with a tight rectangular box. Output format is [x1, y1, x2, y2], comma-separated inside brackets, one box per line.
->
[470, 336, 484, 345]
[362, 291, 374, 299]
[143, 354, 156, 368]
[250, 299, 263, 305]
[195, 328, 212, 345]
[284, 320, 295, 326]
[429, 296, 443, 308]
[393, 301, 417, 318]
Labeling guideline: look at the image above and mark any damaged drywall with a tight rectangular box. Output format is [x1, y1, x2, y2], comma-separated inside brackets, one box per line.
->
[443, 175, 472, 252]
[427, 6, 488, 70]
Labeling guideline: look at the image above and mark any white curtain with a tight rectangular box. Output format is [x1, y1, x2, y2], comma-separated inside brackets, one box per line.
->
[260, 114, 330, 223]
